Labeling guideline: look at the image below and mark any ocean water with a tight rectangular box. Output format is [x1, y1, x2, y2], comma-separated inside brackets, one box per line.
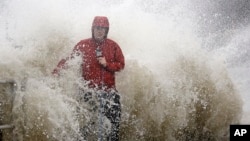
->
[0, 0, 249, 140]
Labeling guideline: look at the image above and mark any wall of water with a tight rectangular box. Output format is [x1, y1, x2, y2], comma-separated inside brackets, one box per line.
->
[0, 0, 248, 140]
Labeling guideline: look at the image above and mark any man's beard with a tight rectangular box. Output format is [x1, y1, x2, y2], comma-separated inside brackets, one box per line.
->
[94, 35, 106, 43]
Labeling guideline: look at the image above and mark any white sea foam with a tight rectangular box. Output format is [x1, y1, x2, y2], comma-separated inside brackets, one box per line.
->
[0, 0, 247, 140]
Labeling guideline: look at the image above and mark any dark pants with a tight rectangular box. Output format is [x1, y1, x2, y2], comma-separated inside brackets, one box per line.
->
[80, 90, 121, 141]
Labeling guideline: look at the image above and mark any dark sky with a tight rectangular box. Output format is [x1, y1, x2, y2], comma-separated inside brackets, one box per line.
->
[193, 0, 250, 34]
[193, 0, 250, 66]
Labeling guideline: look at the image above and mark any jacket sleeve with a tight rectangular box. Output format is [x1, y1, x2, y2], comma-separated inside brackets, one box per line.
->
[52, 58, 67, 76]
[105, 44, 125, 72]
[52, 42, 82, 76]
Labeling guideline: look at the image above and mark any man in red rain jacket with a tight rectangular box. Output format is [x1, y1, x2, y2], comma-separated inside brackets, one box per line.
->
[53, 16, 124, 141]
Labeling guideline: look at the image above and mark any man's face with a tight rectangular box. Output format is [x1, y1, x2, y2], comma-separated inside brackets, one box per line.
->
[93, 26, 106, 42]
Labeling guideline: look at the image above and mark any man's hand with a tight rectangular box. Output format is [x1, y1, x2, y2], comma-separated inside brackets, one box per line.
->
[97, 57, 107, 67]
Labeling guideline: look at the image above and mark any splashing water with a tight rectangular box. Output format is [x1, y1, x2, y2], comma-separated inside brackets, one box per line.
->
[0, 0, 247, 140]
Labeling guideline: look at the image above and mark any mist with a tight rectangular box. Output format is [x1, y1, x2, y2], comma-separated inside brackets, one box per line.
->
[0, 0, 249, 140]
